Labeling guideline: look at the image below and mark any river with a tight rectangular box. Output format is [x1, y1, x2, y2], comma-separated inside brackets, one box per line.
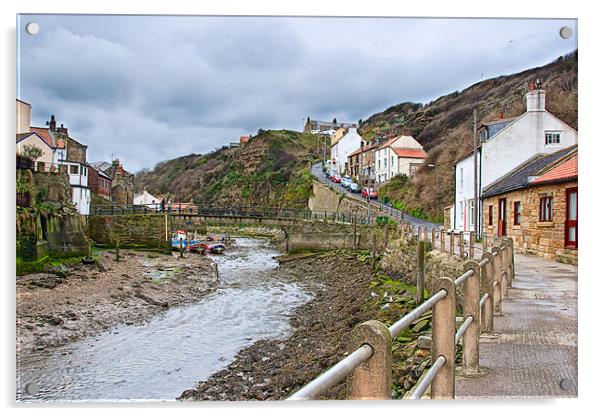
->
[16, 237, 312, 402]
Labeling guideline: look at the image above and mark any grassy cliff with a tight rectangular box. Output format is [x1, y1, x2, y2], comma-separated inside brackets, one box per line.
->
[135, 130, 323, 208]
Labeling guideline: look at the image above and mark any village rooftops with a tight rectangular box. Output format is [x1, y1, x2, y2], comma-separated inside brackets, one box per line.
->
[531, 154, 577, 185]
[349, 142, 379, 157]
[481, 145, 577, 198]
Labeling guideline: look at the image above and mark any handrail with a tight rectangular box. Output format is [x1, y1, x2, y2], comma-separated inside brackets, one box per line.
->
[409, 356, 446, 399]
[388, 289, 447, 338]
[454, 269, 474, 286]
[455, 316, 474, 345]
[287, 344, 373, 400]
[479, 293, 489, 308]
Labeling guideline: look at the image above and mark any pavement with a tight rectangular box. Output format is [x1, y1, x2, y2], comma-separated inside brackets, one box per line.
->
[455, 253, 578, 399]
[310, 163, 438, 229]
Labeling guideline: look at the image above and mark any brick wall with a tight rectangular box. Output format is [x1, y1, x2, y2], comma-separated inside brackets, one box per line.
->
[483, 180, 577, 261]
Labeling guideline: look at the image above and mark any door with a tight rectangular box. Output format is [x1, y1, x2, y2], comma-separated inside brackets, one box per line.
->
[498, 198, 507, 237]
[565, 188, 578, 248]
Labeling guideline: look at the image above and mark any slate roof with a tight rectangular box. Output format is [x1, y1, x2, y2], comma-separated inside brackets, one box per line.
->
[349, 142, 378, 157]
[90, 161, 113, 173]
[481, 145, 577, 198]
[531, 155, 578, 185]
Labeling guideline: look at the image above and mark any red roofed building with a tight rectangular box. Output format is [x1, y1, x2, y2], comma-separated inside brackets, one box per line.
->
[481, 146, 578, 264]
[240, 135, 251, 145]
[374, 130, 426, 183]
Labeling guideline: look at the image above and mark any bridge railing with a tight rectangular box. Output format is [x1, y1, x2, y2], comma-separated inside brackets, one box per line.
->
[91, 203, 374, 225]
[287, 237, 515, 400]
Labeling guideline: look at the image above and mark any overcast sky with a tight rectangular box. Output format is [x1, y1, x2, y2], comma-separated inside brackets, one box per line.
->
[17, 15, 577, 172]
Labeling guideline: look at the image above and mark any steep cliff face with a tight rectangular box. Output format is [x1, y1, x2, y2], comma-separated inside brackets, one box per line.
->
[360, 51, 577, 220]
[135, 130, 323, 208]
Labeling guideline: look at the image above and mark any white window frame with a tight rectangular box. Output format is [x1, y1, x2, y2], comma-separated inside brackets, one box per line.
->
[544, 131, 562, 146]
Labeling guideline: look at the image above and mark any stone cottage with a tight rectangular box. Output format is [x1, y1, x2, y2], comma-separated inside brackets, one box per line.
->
[481, 145, 577, 264]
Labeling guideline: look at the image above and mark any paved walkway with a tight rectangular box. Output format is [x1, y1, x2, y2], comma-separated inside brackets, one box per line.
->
[455, 253, 578, 398]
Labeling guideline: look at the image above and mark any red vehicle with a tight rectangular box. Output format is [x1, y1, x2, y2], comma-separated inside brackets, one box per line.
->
[361, 187, 378, 199]
[331, 174, 341, 183]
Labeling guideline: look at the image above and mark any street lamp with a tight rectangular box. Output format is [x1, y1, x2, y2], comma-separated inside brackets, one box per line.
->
[428, 163, 440, 222]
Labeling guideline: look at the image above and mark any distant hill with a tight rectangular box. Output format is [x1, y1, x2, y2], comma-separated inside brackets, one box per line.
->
[135, 130, 323, 208]
[361, 51, 577, 221]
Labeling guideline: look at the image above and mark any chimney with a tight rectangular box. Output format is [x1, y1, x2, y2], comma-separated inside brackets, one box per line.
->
[56, 123, 68, 139]
[525, 79, 546, 112]
[49, 115, 56, 132]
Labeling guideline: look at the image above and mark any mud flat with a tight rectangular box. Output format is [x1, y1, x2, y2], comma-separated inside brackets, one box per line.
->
[16, 250, 218, 357]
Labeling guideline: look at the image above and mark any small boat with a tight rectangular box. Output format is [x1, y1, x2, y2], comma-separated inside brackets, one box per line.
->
[201, 242, 226, 255]
[171, 238, 206, 253]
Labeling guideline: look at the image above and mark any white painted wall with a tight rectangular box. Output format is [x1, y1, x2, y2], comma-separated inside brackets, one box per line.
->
[330, 127, 363, 175]
[72, 186, 91, 215]
[453, 98, 578, 232]
[16, 134, 54, 166]
[134, 190, 160, 207]
[396, 156, 425, 177]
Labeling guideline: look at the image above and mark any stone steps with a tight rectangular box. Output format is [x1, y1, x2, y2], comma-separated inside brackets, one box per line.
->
[555, 249, 578, 266]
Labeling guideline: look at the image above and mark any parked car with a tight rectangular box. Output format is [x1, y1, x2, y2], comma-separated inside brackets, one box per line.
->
[331, 174, 341, 183]
[325, 170, 331, 179]
[349, 182, 360, 193]
[341, 175, 352, 188]
[361, 187, 378, 199]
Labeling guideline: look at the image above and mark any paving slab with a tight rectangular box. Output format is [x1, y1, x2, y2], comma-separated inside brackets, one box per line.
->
[455, 253, 578, 399]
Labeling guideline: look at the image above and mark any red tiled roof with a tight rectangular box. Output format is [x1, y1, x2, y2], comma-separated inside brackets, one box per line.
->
[392, 147, 427, 159]
[29, 127, 55, 148]
[240, 135, 250, 143]
[531, 155, 578, 184]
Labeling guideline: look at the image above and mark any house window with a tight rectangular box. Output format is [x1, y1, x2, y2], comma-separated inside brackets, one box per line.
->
[514, 201, 522, 225]
[545, 132, 561, 146]
[539, 196, 553, 222]
[70, 165, 79, 174]
[391, 156, 395, 166]
[488, 205, 493, 226]
[384, 158, 387, 167]
[460, 167, 464, 188]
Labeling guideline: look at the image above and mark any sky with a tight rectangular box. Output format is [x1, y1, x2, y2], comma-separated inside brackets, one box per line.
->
[17, 15, 577, 172]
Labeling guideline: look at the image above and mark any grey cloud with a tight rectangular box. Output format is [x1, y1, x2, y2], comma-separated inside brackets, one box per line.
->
[18, 15, 577, 172]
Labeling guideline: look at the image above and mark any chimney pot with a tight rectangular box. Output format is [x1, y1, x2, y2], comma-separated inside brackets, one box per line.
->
[528, 81, 535, 91]
[49, 115, 56, 132]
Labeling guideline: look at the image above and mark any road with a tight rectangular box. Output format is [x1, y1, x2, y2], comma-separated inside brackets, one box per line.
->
[310, 162, 439, 229]
[455, 253, 578, 398]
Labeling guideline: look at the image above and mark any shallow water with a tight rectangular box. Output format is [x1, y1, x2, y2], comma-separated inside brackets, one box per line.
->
[16, 237, 311, 402]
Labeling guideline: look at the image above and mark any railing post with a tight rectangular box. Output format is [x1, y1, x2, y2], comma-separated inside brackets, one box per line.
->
[416, 241, 425, 305]
[440, 228, 445, 252]
[417, 226, 422, 241]
[469, 231, 475, 259]
[499, 242, 509, 298]
[483, 234, 488, 252]
[462, 260, 481, 374]
[449, 232, 455, 256]
[480, 252, 495, 334]
[431, 228, 436, 249]
[346, 320, 392, 400]
[458, 232, 463, 258]
[431, 277, 456, 399]
[491, 246, 502, 315]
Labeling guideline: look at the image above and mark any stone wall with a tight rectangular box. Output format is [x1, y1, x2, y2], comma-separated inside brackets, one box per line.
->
[483, 180, 577, 263]
[308, 181, 369, 217]
[88, 214, 170, 250]
[33, 171, 72, 203]
[284, 220, 400, 252]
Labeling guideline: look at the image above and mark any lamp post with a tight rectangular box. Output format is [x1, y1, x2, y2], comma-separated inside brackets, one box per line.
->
[428, 163, 439, 221]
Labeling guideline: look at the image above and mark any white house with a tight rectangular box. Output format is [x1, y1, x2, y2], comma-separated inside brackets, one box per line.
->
[452, 80, 578, 233]
[330, 127, 363, 175]
[374, 132, 426, 184]
[134, 189, 160, 208]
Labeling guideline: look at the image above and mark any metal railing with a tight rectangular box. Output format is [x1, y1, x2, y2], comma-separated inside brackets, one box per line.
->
[91, 203, 373, 225]
[287, 237, 515, 400]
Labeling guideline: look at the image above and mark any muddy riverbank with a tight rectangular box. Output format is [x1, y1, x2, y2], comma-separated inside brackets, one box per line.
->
[179, 248, 431, 401]
[16, 249, 218, 357]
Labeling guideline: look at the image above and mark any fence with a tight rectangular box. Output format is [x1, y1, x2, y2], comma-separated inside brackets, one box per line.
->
[91, 203, 373, 225]
[287, 237, 515, 400]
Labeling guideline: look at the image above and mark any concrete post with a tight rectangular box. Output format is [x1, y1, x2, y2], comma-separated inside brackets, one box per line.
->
[469, 232, 475, 259]
[353, 217, 357, 250]
[440, 229, 445, 252]
[491, 247, 502, 315]
[416, 241, 425, 304]
[431, 277, 456, 399]
[483, 234, 488, 252]
[383, 225, 389, 250]
[450, 232, 455, 256]
[480, 252, 495, 334]
[462, 261, 481, 374]
[431, 228, 436, 249]
[371, 234, 377, 272]
[458, 232, 463, 258]
[346, 320, 392, 399]
[417, 226, 422, 241]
